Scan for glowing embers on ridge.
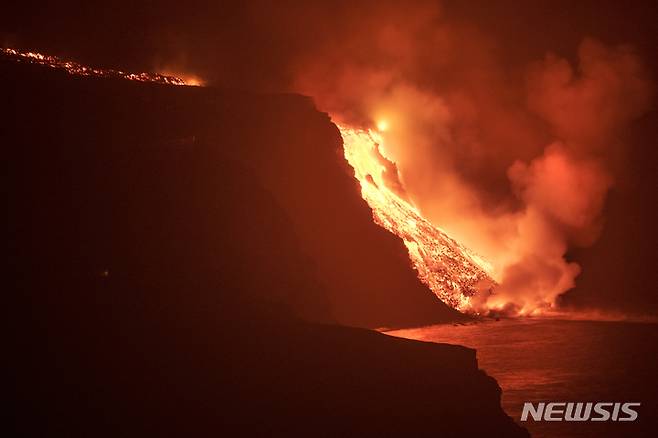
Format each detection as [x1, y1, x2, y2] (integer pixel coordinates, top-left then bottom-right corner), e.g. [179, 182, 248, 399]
[339, 126, 497, 313]
[1, 47, 198, 86]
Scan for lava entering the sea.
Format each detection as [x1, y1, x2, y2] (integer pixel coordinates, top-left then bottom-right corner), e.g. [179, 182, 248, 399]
[339, 125, 497, 313]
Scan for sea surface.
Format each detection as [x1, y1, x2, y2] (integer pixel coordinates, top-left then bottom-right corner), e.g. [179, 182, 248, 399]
[387, 318, 658, 437]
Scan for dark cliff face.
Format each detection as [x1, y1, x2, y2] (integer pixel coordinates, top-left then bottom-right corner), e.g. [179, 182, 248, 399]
[6, 58, 527, 437]
[5, 55, 463, 329]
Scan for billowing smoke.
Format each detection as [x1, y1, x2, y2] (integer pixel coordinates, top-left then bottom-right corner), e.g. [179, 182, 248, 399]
[290, 2, 653, 314]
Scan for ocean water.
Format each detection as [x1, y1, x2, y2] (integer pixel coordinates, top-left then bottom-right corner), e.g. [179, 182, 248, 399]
[387, 318, 658, 437]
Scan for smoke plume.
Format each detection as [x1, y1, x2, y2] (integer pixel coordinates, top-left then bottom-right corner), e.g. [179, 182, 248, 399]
[289, 2, 653, 314]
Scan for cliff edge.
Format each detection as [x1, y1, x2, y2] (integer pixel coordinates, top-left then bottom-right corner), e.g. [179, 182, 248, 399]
[6, 55, 527, 437]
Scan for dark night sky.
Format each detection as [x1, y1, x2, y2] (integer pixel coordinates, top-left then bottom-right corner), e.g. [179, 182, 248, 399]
[3, 1, 656, 89]
[3, 1, 657, 315]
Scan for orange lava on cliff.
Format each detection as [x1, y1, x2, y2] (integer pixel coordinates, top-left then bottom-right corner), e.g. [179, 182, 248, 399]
[340, 125, 497, 313]
[1, 48, 199, 86]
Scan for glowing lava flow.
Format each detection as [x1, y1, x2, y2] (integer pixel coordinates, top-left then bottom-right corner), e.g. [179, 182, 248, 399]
[340, 126, 497, 313]
[1, 48, 199, 86]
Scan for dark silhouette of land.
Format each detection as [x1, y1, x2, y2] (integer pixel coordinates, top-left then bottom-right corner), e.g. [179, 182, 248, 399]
[6, 55, 527, 437]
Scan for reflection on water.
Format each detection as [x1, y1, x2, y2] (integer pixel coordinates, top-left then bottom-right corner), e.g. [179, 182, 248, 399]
[387, 318, 658, 437]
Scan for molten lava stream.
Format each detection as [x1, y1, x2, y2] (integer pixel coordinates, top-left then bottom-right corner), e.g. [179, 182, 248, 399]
[339, 125, 497, 314]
